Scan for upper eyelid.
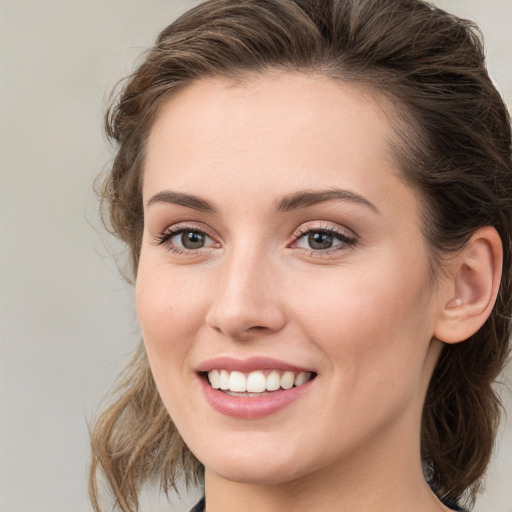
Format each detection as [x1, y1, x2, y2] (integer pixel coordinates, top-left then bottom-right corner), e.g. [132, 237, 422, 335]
[292, 221, 357, 239]
[162, 221, 217, 238]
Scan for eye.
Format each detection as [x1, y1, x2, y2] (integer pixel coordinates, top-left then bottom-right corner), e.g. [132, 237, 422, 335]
[154, 225, 217, 253]
[292, 224, 357, 253]
[299, 231, 337, 250]
[173, 230, 210, 250]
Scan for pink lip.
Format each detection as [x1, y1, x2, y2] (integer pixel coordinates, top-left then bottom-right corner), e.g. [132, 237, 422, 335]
[199, 377, 315, 419]
[196, 356, 312, 373]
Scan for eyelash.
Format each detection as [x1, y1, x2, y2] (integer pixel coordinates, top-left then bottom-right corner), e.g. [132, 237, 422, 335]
[153, 223, 357, 256]
[290, 223, 357, 256]
[153, 224, 218, 255]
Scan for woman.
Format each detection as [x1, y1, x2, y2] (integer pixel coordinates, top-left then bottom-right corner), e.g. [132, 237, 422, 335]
[89, 1, 512, 511]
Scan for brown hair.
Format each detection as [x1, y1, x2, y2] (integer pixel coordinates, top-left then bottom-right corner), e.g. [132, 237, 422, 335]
[90, 1, 512, 510]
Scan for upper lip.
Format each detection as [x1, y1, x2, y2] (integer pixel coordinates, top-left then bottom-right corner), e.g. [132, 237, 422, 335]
[196, 356, 313, 373]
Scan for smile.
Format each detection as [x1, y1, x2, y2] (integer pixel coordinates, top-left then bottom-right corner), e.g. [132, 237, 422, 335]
[197, 359, 317, 418]
[207, 369, 314, 394]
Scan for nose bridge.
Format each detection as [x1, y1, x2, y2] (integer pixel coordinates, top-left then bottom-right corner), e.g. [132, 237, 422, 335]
[206, 239, 285, 339]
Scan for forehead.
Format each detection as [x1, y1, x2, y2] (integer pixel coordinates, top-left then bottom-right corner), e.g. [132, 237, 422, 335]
[144, 72, 403, 199]
[148, 72, 396, 148]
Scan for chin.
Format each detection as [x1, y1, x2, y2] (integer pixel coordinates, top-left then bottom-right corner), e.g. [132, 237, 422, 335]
[208, 458, 306, 486]
[197, 439, 311, 485]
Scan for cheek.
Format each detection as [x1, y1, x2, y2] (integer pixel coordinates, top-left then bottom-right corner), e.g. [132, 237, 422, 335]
[135, 261, 209, 373]
[290, 253, 433, 383]
[137, 258, 204, 328]
[135, 262, 211, 426]
[287, 264, 434, 449]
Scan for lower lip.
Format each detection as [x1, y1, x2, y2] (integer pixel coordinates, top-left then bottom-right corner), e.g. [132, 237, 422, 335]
[199, 376, 314, 419]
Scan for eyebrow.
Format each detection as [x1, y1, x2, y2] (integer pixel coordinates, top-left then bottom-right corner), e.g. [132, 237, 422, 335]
[146, 190, 217, 213]
[276, 188, 379, 214]
[146, 187, 378, 214]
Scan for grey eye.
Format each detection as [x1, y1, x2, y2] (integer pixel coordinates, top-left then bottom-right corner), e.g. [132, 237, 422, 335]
[294, 227, 356, 252]
[183, 231, 205, 249]
[307, 231, 334, 250]
[171, 230, 213, 250]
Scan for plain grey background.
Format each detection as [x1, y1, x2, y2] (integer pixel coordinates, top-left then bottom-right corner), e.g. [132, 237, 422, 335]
[0, 1, 511, 511]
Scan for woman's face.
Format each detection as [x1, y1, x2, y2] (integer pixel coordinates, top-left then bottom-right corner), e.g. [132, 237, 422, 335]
[137, 73, 446, 485]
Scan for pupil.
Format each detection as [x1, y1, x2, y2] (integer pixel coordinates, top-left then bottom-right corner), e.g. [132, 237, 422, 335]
[308, 231, 333, 250]
[182, 231, 205, 249]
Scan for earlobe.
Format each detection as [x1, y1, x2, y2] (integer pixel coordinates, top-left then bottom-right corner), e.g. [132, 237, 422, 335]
[434, 226, 503, 344]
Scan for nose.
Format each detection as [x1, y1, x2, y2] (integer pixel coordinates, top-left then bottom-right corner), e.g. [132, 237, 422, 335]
[205, 248, 287, 341]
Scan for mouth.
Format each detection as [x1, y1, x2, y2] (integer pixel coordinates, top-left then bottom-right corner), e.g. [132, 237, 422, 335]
[203, 369, 316, 396]
[196, 357, 317, 417]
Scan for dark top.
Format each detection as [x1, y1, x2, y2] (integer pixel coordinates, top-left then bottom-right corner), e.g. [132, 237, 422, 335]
[189, 497, 205, 512]
[188, 497, 468, 511]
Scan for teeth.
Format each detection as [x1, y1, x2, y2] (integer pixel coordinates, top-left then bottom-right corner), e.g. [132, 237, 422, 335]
[246, 371, 266, 393]
[229, 371, 246, 392]
[294, 372, 310, 386]
[207, 369, 313, 394]
[266, 370, 281, 391]
[280, 371, 295, 390]
[209, 369, 220, 389]
[219, 370, 229, 390]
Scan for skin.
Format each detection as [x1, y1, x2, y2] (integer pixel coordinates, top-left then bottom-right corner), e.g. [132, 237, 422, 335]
[137, 72, 459, 512]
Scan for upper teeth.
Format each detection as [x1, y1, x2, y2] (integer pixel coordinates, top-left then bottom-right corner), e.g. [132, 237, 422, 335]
[207, 369, 312, 393]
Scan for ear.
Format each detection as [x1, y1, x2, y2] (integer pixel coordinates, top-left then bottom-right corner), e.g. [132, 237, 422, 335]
[434, 226, 503, 344]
